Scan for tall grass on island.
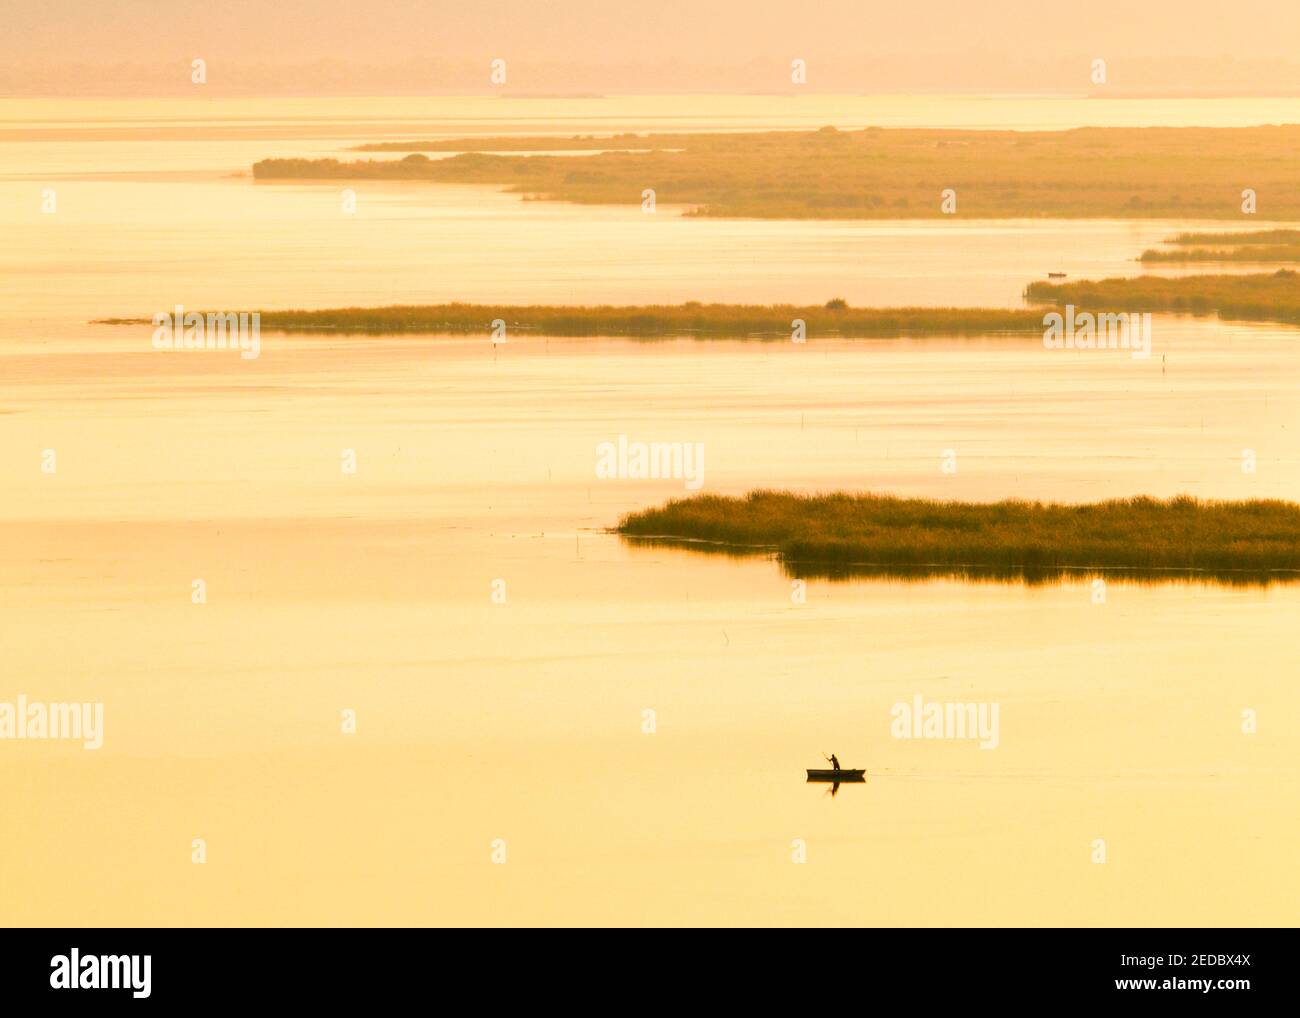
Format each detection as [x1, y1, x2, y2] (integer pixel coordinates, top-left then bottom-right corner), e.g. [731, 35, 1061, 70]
[95, 273, 1300, 337]
[96, 302, 1045, 338]
[252, 125, 1300, 220]
[617, 491, 1300, 584]
[1139, 246, 1300, 263]
[1140, 228, 1300, 263]
[1163, 229, 1300, 246]
[1025, 270, 1300, 327]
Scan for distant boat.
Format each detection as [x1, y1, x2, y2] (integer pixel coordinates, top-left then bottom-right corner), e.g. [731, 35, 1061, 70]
[806, 768, 865, 782]
[1047, 271, 1067, 278]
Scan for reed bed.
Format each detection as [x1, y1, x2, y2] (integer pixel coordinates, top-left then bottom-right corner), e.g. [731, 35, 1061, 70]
[252, 125, 1300, 219]
[617, 491, 1300, 581]
[99, 302, 1045, 337]
[1139, 245, 1300, 263]
[1025, 270, 1300, 326]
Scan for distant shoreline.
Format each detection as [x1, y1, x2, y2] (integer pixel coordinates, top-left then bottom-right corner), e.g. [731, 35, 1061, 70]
[253, 125, 1300, 220]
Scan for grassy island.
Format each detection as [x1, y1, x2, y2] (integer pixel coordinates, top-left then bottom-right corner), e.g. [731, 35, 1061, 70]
[1139, 246, 1300, 263]
[98, 272, 1300, 336]
[617, 491, 1300, 582]
[1161, 229, 1300, 246]
[1140, 228, 1300, 263]
[1025, 271, 1300, 326]
[252, 125, 1300, 220]
[96, 302, 1046, 338]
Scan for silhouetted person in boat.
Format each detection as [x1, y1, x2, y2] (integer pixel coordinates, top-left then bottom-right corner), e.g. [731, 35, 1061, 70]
[825, 752, 841, 771]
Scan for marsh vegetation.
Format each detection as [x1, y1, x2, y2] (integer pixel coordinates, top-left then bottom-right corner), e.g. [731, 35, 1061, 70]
[1140, 228, 1300, 263]
[1026, 270, 1300, 326]
[617, 491, 1300, 582]
[1139, 246, 1300, 263]
[98, 302, 1045, 337]
[253, 125, 1300, 219]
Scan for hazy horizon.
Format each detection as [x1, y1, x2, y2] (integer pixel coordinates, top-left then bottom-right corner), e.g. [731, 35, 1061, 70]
[5, 0, 1300, 96]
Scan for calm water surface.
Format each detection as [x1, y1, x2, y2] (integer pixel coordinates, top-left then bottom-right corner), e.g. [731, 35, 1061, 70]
[1, 97, 1297, 925]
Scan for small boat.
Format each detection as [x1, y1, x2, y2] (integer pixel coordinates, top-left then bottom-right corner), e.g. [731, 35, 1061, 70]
[806, 768, 865, 782]
[1047, 271, 1067, 278]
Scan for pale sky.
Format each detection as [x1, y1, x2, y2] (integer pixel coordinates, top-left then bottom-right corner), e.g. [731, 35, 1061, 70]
[4, 0, 1300, 95]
